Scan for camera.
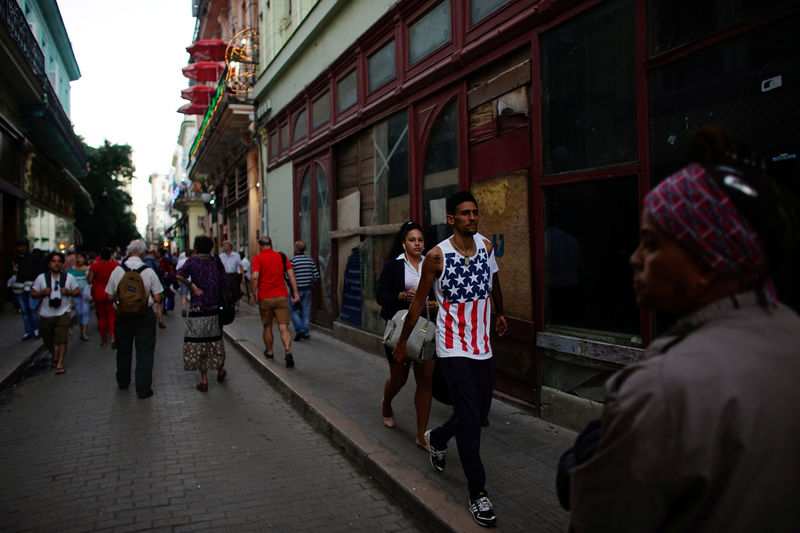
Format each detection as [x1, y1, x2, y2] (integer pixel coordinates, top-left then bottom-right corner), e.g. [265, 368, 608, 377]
[48, 297, 62, 308]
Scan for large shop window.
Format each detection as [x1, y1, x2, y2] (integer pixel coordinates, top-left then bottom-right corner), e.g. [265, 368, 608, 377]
[422, 100, 459, 246]
[299, 165, 334, 315]
[337, 69, 357, 112]
[408, 1, 451, 65]
[316, 165, 333, 313]
[368, 40, 396, 92]
[373, 110, 410, 225]
[648, 0, 796, 56]
[649, 16, 800, 184]
[543, 177, 641, 344]
[300, 170, 311, 246]
[470, 0, 512, 25]
[540, 0, 636, 175]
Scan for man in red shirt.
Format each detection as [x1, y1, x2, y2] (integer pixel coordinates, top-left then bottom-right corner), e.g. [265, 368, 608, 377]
[249, 236, 300, 367]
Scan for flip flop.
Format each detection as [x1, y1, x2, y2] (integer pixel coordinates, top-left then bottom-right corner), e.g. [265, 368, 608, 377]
[55, 367, 65, 375]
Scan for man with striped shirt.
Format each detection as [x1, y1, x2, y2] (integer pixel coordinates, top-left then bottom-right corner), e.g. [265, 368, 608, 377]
[289, 240, 320, 341]
[393, 191, 507, 527]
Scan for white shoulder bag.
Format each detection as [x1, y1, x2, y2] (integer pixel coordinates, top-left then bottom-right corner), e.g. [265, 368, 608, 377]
[383, 299, 436, 363]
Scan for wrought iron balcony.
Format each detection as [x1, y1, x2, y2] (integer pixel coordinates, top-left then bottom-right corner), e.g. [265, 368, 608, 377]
[0, 0, 45, 81]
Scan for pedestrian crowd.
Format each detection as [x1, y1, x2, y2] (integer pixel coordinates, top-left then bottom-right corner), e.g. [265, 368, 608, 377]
[5, 127, 800, 529]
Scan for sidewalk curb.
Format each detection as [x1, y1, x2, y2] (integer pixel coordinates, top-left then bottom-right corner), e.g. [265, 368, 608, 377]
[225, 326, 482, 533]
[0, 344, 46, 392]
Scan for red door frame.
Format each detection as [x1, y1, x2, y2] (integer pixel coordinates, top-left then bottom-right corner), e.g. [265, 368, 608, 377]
[292, 147, 336, 327]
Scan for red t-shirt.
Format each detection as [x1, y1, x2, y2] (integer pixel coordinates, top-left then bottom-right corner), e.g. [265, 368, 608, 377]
[252, 249, 292, 299]
[89, 260, 119, 302]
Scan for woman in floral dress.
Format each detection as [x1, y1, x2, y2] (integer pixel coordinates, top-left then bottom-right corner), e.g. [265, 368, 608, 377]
[175, 235, 229, 392]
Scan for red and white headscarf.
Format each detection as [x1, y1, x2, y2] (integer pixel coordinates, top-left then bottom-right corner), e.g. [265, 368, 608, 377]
[645, 163, 776, 303]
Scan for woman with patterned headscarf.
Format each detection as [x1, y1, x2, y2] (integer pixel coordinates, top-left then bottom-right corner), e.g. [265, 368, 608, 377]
[563, 128, 800, 532]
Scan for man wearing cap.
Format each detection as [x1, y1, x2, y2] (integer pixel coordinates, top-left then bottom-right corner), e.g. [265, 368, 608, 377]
[249, 236, 300, 368]
[10, 239, 44, 341]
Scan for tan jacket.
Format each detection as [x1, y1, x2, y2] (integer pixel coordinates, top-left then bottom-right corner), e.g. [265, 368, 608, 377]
[570, 292, 800, 532]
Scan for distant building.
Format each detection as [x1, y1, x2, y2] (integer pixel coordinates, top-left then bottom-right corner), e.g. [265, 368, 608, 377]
[145, 172, 175, 247]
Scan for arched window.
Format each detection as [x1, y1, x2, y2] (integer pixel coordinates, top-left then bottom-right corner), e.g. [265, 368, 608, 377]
[422, 99, 459, 246]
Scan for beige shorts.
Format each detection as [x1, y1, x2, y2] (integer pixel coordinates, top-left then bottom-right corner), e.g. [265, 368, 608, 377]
[40, 313, 71, 347]
[258, 296, 290, 325]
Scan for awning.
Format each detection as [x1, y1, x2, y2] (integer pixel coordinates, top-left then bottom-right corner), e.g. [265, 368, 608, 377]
[177, 102, 208, 115]
[186, 39, 227, 62]
[181, 85, 215, 105]
[182, 61, 225, 82]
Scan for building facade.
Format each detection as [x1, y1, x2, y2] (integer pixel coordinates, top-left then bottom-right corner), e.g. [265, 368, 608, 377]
[1, 0, 90, 309]
[145, 172, 175, 247]
[251, 0, 799, 427]
[173, 0, 260, 261]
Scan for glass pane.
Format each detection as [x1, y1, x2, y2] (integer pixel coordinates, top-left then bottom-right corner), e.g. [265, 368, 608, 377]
[368, 40, 396, 92]
[269, 131, 278, 158]
[293, 109, 307, 142]
[650, 16, 800, 186]
[648, 0, 795, 56]
[280, 123, 288, 150]
[409, 1, 451, 65]
[541, 0, 636, 175]
[316, 164, 333, 313]
[470, 0, 512, 25]
[544, 177, 641, 341]
[372, 109, 409, 225]
[422, 100, 459, 247]
[312, 91, 330, 128]
[337, 69, 357, 112]
[300, 169, 311, 247]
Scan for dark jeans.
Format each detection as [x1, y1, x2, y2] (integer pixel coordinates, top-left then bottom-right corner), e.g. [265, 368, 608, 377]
[115, 309, 157, 396]
[429, 356, 496, 498]
[17, 292, 40, 335]
[290, 286, 312, 335]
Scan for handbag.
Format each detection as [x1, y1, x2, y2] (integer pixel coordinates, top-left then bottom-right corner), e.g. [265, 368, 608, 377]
[383, 300, 436, 362]
[219, 303, 235, 325]
[81, 284, 93, 302]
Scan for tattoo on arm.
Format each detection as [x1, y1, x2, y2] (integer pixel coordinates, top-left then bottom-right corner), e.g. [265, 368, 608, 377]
[433, 254, 442, 264]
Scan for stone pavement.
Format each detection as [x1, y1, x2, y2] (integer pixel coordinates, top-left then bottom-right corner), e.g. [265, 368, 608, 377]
[221, 303, 575, 532]
[0, 302, 577, 532]
[0, 307, 423, 532]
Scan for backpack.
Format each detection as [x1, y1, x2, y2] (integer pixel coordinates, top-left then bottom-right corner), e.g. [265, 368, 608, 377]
[115, 264, 149, 318]
[44, 271, 68, 296]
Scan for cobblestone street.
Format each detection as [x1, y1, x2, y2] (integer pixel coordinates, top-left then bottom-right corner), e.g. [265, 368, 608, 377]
[0, 311, 421, 532]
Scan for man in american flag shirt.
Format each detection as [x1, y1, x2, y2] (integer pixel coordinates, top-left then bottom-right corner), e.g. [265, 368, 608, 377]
[393, 191, 507, 527]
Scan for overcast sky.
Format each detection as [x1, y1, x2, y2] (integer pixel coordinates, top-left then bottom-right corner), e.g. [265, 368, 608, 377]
[58, 0, 196, 234]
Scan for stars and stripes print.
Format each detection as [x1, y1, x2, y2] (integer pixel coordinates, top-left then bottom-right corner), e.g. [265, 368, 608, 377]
[436, 245, 493, 358]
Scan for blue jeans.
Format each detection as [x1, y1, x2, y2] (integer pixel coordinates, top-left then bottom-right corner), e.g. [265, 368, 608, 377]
[74, 297, 91, 326]
[17, 292, 40, 335]
[290, 287, 312, 335]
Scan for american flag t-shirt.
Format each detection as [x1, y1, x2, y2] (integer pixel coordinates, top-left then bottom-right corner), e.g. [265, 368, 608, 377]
[434, 236, 493, 359]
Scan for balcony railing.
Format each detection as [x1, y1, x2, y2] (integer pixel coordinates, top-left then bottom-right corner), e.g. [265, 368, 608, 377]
[1, 0, 45, 81]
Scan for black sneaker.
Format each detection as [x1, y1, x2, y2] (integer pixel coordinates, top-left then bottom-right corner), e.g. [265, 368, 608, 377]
[468, 492, 496, 527]
[181, 309, 187, 317]
[424, 430, 446, 472]
[294, 333, 303, 341]
[285, 351, 294, 368]
[263, 349, 274, 359]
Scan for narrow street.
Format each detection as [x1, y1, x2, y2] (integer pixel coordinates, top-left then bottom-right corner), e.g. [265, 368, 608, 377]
[0, 307, 422, 532]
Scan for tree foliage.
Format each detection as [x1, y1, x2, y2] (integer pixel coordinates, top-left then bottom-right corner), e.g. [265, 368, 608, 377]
[75, 140, 141, 251]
